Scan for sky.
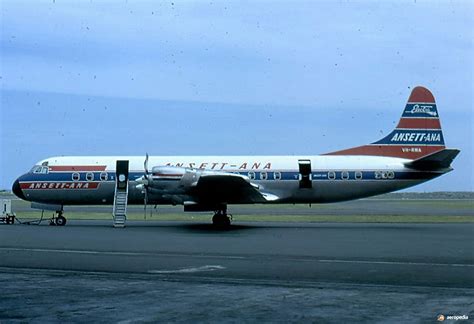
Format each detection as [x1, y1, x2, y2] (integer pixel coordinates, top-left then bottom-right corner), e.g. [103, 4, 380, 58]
[1, 0, 473, 191]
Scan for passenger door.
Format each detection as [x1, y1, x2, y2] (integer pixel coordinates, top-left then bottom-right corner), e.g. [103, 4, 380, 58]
[298, 159, 312, 189]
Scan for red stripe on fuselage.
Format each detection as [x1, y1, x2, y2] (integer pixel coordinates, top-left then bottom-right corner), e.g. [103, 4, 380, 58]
[152, 173, 183, 177]
[49, 165, 107, 172]
[324, 145, 445, 159]
[20, 182, 100, 190]
[397, 118, 441, 129]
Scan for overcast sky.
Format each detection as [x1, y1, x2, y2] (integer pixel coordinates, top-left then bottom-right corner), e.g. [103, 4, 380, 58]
[1, 0, 473, 191]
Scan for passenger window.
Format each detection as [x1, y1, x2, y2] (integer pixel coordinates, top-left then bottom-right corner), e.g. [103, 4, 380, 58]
[260, 172, 268, 180]
[100, 172, 108, 181]
[355, 171, 363, 180]
[274, 172, 281, 180]
[72, 173, 80, 181]
[248, 171, 255, 180]
[86, 172, 94, 181]
[388, 171, 395, 179]
[328, 171, 336, 180]
[341, 171, 349, 180]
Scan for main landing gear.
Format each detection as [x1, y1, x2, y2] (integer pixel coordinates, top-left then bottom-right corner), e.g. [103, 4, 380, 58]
[50, 210, 67, 226]
[212, 206, 232, 228]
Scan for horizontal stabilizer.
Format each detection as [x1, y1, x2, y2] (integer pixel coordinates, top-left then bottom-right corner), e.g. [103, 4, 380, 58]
[405, 149, 460, 170]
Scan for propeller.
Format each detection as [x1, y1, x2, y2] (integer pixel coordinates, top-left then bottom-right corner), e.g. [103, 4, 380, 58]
[144, 152, 150, 178]
[136, 153, 150, 218]
[143, 153, 149, 218]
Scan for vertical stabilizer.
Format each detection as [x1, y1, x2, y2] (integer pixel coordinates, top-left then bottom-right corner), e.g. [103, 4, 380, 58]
[325, 86, 446, 159]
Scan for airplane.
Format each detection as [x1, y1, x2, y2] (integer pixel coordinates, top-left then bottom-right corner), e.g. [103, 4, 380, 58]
[12, 86, 460, 227]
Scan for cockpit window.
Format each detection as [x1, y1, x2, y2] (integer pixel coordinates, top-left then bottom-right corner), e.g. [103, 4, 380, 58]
[31, 166, 49, 174]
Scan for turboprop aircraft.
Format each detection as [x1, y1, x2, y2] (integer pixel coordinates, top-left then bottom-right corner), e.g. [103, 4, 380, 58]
[12, 86, 459, 227]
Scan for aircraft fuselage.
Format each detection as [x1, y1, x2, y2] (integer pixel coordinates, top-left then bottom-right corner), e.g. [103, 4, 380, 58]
[13, 155, 443, 206]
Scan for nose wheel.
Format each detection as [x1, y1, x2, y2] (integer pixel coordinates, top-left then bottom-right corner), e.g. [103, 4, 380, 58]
[212, 207, 232, 227]
[50, 210, 67, 226]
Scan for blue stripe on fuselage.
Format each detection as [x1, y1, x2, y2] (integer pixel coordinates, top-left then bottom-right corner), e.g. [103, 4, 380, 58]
[21, 170, 437, 183]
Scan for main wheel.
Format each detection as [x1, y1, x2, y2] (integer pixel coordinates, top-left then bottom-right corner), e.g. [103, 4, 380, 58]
[212, 214, 221, 226]
[212, 214, 231, 227]
[222, 216, 231, 227]
[55, 215, 67, 226]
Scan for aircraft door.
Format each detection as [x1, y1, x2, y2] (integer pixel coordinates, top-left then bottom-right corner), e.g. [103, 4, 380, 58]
[116, 160, 129, 189]
[298, 159, 312, 189]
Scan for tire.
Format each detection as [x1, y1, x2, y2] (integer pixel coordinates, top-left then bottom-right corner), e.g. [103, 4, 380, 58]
[55, 216, 67, 226]
[212, 214, 231, 228]
[223, 216, 231, 227]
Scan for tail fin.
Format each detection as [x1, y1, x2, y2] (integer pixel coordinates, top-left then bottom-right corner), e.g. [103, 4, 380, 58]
[325, 86, 446, 159]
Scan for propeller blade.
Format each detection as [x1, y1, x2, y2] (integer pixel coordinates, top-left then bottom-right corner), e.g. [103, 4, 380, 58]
[143, 153, 150, 220]
[144, 153, 149, 176]
[144, 188, 148, 220]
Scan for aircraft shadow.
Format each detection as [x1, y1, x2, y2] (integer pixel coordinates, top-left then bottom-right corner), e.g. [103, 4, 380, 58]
[175, 223, 262, 233]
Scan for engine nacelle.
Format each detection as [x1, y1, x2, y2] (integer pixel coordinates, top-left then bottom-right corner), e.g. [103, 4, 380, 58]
[135, 165, 199, 203]
[137, 165, 205, 195]
[151, 166, 187, 181]
[147, 165, 200, 191]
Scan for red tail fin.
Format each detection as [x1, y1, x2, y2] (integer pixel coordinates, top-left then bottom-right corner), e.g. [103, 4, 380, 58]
[325, 86, 446, 159]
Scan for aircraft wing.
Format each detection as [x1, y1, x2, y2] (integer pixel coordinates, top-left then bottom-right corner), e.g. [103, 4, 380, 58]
[191, 173, 278, 204]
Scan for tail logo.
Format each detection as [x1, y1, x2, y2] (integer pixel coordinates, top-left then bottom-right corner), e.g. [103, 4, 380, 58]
[390, 132, 442, 143]
[407, 104, 437, 116]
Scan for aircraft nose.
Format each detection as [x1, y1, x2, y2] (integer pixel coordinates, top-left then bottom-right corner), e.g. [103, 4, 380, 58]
[12, 179, 26, 200]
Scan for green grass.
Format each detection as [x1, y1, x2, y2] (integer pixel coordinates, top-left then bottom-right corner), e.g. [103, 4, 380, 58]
[13, 211, 474, 223]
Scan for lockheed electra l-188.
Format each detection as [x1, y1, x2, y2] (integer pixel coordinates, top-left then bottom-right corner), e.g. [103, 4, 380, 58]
[12, 86, 459, 227]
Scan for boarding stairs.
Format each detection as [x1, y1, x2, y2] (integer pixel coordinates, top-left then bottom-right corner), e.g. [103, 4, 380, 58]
[113, 184, 128, 227]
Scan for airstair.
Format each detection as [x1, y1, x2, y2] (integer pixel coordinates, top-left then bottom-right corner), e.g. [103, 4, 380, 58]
[113, 186, 128, 227]
[113, 160, 129, 228]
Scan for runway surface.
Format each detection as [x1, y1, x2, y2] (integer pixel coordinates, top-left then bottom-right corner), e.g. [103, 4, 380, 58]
[7, 196, 474, 217]
[1, 221, 473, 322]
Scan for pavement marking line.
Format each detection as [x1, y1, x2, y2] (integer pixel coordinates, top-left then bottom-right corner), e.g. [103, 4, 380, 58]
[0, 247, 246, 259]
[148, 265, 226, 274]
[0, 247, 150, 256]
[0, 247, 472, 268]
[315, 259, 474, 268]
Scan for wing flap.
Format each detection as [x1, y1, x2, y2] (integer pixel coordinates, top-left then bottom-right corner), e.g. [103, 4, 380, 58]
[192, 173, 278, 204]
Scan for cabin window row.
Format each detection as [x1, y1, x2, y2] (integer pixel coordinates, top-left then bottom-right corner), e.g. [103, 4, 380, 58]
[327, 171, 395, 180]
[72, 172, 108, 181]
[247, 171, 281, 180]
[327, 171, 363, 180]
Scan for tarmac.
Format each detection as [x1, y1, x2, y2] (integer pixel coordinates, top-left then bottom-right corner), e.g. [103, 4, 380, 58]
[7, 197, 474, 217]
[0, 220, 473, 322]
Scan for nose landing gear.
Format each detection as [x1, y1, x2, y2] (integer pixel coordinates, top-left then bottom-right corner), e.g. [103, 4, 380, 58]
[50, 210, 67, 226]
